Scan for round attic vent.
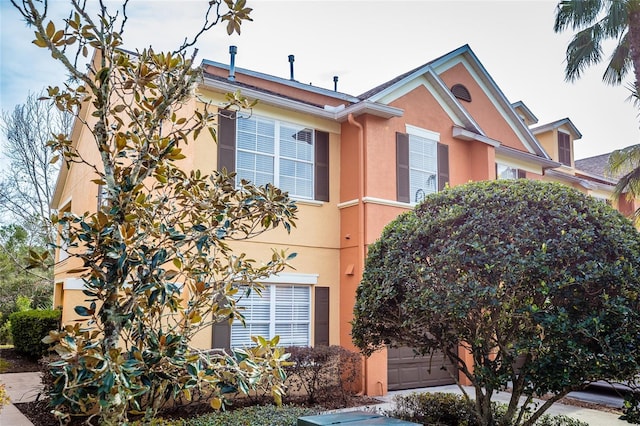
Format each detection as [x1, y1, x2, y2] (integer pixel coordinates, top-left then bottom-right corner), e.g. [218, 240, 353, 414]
[451, 84, 471, 102]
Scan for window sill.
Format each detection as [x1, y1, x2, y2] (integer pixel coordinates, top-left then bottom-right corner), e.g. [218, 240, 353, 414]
[292, 198, 324, 207]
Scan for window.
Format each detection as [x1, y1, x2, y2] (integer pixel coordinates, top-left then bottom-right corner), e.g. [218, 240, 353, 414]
[237, 116, 314, 199]
[409, 134, 438, 203]
[231, 284, 311, 348]
[58, 204, 71, 262]
[396, 128, 449, 203]
[218, 112, 329, 202]
[97, 185, 109, 211]
[558, 131, 571, 166]
[497, 163, 517, 180]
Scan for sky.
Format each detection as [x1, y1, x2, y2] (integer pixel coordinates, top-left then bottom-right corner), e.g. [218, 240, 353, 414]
[1, 0, 639, 160]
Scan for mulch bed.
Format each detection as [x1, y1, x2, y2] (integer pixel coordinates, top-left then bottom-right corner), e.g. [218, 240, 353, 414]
[0, 347, 40, 373]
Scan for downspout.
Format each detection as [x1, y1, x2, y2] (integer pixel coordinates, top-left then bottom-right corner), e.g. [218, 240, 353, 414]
[347, 113, 367, 394]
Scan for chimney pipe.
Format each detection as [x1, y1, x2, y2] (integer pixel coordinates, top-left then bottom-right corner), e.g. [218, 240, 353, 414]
[288, 54, 295, 81]
[228, 45, 237, 81]
[333, 76, 339, 91]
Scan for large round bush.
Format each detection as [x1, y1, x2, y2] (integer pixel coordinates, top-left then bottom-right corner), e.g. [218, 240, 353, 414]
[352, 180, 640, 425]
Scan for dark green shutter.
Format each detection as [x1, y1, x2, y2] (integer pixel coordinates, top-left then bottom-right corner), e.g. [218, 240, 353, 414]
[315, 130, 330, 202]
[314, 287, 329, 346]
[218, 110, 236, 172]
[396, 132, 410, 203]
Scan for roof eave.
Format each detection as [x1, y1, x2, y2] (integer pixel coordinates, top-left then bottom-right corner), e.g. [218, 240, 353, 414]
[201, 59, 361, 103]
[496, 145, 560, 169]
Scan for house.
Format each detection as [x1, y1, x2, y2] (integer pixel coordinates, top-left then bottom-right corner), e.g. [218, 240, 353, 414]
[50, 44, 638, 396]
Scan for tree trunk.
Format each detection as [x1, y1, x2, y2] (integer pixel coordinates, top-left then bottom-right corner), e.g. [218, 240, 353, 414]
[627, 1, 640, 97]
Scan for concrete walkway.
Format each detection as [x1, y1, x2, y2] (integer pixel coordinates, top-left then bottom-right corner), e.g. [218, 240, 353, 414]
[0, 373, 631, 425]
[372, 385, 629, 426]
[0, 372, 42, 426]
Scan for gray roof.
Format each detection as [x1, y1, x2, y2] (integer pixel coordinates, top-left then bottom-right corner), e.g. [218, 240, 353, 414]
[575, 153, 613, 178]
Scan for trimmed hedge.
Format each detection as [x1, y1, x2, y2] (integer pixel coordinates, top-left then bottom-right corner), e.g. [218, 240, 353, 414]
[9, 309, 60, 359]
[385, 392, 589, 426]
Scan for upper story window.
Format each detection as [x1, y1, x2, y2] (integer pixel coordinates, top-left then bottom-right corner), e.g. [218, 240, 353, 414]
[558, 131, 571, 166]
[218, 111, 330, 202]
[231, 284, 311, 348]
[237, 117, 314, 199]
[409, 134, 438, 203]
[58, 204, 71, 262]
[396, 126, 449, 204]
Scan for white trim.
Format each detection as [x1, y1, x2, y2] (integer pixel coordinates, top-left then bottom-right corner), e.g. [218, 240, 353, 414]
[294, 198, 324, 207]
[363, 196, 412, 209]
[259, 272, 318, 285]
[406, 124, 440, 142]
[337, 199, 359, 209]
[63, 278, 85, 290]
[452, 127, 500, 148]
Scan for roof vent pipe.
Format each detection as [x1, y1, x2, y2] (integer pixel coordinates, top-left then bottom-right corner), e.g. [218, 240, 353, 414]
[333, 76, 338, 91]
[288, 54, 295, 81]
[228, 45, 237, 81]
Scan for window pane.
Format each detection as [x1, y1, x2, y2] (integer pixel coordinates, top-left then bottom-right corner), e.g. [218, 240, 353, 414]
[409, 134, 438, 203]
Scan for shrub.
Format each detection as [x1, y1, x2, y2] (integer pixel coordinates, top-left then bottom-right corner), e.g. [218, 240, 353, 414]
[9, 309, 60, 359]
[0, 319, 12, 346]
[385, 392, 589, 426]
[622, 388, 640, 424]
[284, 345, 361, 405]
[354, 180, 640, 425]
[185, 404, 320, 426]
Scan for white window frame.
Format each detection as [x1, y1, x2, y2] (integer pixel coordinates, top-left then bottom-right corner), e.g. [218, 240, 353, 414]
[236, 116, 315, 200]
[406, 125, 439, 204]
[231, 283, 312, 348]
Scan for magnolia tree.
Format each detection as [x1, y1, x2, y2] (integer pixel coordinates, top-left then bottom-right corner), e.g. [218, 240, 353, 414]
[11, 1, 297, 424]
[352, 180, 640, 426]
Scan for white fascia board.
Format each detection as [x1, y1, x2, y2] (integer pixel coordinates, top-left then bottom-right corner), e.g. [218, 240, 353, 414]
[201, 76, 337, 120]
[545, 169, 596, 189]
[496, 145, 560, 169]
[575, 169, 618, 185]
[336, 101, 404, 121]
[201, 77, 403, 122]
[453, 127, 500, 147]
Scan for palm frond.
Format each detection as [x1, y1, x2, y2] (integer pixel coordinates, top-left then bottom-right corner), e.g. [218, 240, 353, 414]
[554, 0, 604, 32]
[608, 145, 640, 198]
[602, 0, 629, 37]
[603, 32, 631, 84]
[565, 24, 605, 81]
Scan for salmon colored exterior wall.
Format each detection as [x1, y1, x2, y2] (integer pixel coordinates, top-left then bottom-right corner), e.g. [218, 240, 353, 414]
[52, 46, 638, 398]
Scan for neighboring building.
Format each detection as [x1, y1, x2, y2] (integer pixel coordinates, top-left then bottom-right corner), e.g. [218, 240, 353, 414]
[50, 44, 639, 396]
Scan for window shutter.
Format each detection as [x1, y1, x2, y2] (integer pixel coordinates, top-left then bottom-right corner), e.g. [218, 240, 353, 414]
[437, 143, 449, 191]
[314, 287, 329, 346]
[396, 132, 410, 203]
[517, 169, 527, 179]
[315, 130, 330, 202]
[218, 110, 236, 172]
[558, 132, 571, 166]
[212, 321, 231, 352]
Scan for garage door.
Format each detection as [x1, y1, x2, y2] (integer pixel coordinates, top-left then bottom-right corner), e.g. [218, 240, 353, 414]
[387, 346, 457, 390]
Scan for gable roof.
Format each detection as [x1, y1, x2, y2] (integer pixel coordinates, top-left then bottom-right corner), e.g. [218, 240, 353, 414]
[357, 45, 550, 159]
[530, 117, 582, 140]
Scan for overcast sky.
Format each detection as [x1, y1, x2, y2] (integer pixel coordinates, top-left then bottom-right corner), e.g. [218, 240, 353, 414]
[1, 0, 639, 160]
